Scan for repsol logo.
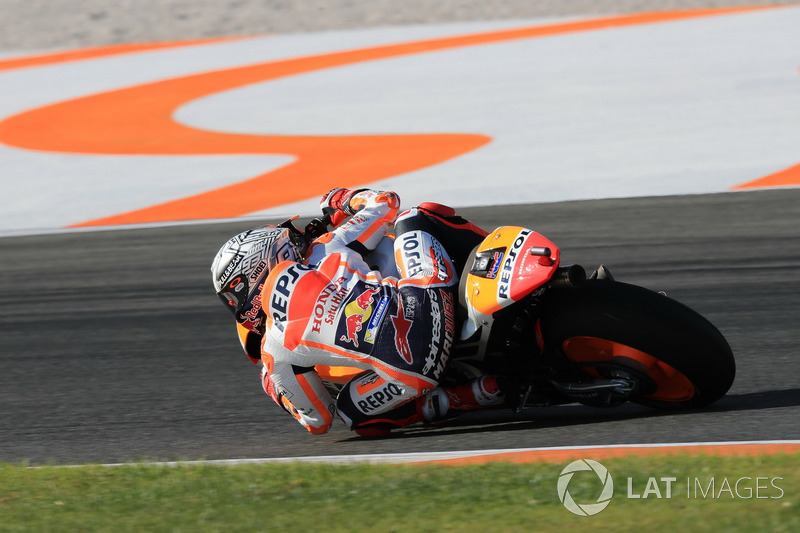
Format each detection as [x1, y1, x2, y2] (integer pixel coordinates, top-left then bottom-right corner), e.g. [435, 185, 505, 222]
[357, 383, 404, 413]
[400, 231, 425, 278]
[269, 263, 312, 323]
[498, 229, 531, 299]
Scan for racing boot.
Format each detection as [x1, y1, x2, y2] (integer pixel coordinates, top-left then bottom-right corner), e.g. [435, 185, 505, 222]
[345, 376, 507, 437]
[418, 375, 507, 423]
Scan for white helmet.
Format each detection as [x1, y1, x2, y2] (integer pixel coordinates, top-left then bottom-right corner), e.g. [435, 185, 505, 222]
[211, 225, 303, 332]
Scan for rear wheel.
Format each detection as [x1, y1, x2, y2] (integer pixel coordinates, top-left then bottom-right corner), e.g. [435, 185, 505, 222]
[539, 280, 735, 408]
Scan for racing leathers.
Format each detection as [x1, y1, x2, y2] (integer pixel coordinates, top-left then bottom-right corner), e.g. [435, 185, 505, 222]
[236, 189, 503, 435]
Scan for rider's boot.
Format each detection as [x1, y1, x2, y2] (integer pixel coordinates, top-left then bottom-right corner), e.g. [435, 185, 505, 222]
[418, 376, 507, 423]
[348, 376, 507, 436]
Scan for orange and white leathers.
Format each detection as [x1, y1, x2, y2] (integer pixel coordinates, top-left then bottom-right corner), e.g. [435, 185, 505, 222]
[233, 189, 399, 366]
[257, 190, 459, 434]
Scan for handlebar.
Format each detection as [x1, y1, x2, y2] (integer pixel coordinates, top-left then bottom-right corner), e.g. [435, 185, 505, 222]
[303, 213, 333, 243]
[278, 211, 334, 255]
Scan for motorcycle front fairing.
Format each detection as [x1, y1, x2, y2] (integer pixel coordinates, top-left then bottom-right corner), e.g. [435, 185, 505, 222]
[459, 226, 561, 343]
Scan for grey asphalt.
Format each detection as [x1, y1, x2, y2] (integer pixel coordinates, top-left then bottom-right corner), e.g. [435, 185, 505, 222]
[1, 189, 798, 465]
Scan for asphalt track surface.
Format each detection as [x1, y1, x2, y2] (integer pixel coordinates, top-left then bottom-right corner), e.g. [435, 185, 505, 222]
[1, 189, 798, 465]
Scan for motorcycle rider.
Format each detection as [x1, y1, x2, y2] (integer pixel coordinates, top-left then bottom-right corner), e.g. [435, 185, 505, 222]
[211, 188, 505, 436]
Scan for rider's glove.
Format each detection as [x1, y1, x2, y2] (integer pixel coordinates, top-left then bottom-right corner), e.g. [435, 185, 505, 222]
[320, 187, 366, 217]
[329, 210, 350, 228]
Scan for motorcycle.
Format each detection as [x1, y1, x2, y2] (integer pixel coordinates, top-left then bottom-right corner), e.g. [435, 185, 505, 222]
[286, 205, 735, 414]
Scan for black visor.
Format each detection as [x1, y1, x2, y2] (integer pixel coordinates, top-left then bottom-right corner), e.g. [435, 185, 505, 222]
[217, 275, 250, 316]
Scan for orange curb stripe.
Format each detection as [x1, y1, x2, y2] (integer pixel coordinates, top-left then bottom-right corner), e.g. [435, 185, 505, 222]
[421, 442, 800, 465]
[731, 162, 800, 190]
[0, 6, 784, 227]
[0, 38, 241, 72]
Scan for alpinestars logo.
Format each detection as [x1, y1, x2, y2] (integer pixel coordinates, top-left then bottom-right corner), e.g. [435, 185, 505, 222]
[391, 297, 413, 364]
[557, 459, 614, 516]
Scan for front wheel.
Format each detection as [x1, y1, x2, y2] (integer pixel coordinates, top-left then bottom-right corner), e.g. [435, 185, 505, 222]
[539, 280, 735, 408]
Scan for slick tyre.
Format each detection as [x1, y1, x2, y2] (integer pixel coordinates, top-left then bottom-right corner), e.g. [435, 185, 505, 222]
[540, 280, 735, 408]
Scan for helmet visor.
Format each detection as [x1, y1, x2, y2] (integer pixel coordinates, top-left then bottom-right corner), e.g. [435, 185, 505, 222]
[217, 275, 250, 316]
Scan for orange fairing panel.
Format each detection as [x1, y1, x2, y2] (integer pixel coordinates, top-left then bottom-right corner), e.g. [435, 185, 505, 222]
[466, 226, 560, 316]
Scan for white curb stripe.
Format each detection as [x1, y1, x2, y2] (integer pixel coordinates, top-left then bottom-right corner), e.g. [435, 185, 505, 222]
[89, 440, 800, 467]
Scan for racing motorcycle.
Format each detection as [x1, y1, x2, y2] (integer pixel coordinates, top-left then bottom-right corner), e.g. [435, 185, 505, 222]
[288, 205, 735, 414]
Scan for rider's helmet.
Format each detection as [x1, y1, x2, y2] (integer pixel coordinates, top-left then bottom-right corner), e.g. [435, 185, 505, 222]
[211, 225, 304, 333]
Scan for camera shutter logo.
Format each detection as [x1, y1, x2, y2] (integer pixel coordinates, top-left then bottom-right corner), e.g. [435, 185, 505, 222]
[557, 459, 614, 516]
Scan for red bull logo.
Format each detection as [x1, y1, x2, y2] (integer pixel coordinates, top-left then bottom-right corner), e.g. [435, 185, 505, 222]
[339, 286, 381, 348]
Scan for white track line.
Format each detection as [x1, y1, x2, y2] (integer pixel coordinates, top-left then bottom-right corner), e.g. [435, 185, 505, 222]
[87, 440, 800, 467]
